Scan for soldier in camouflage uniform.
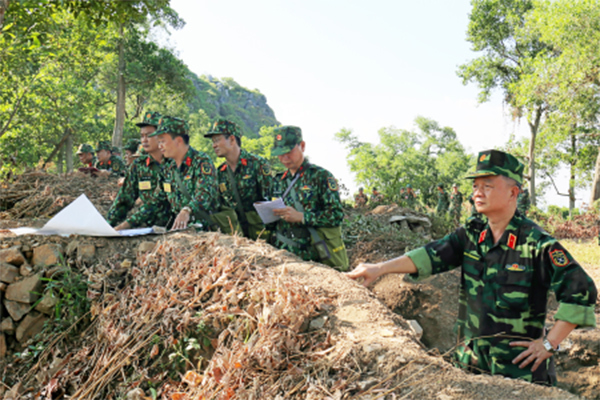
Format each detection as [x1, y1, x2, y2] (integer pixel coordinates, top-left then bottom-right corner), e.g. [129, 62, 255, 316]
[76, 144, 96, 167]
[354, 187, 368, 208]
[204, 118, 271, 239]
[123, 138, 141, 166]
[348, 149, 597, 385]
[517, 187, 531, 216]
[436, 183, 450, 216]
[449, 183, 464, 226]
[150, 115, 218, 231]
[94, 140, 126, 177]
[404, 184, 417, 209]
[107, 111, 171, 230]
[269, 126, 348, 270]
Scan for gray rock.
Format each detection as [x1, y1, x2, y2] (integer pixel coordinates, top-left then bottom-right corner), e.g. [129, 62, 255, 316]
[78, 244, 96, 261]
[35, 293, 58, 316]
[0, 262, 20, 283]
[4, 300, 31, 321]
[6, 274, 43, 304]
[16, 312, 48, 343]
[19, 263, 34, 277]
[0, 317, 15, 334]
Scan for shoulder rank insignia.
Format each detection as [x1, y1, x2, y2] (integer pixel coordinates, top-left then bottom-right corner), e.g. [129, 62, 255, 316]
[478, 230, 487, 244]
[327, 176, 338, 191]
[201, 162, 213, 175]
[550, 249, 569, 267]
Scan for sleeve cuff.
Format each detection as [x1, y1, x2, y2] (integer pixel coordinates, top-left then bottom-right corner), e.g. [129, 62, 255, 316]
[554, 302, 597, 328]
[405, 247, 432, 281]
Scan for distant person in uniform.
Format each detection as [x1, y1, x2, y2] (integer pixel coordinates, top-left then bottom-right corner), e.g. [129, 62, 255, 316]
[436, 183, 449, 216]
[449, 183, 464, 226]
[355, 187, 368, 208]
[404, 184, 418, 210]
[347, 149, 597, 386]
[94, 140, 126, 177]
[371, 187, 384, 204]
[76, 144, 96, 167]
[398, 187, 406, 207]
[204, 118, 272, 240]
[269, 126, 349, 270]
[123, 139, 141, 166]
[107, 111, 171, 230]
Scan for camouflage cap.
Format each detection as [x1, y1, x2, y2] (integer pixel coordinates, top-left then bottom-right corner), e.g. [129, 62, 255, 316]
[76, 143, 94, 154]
[437, 183, 444, 189]
[112, 146, 121, 155]
[124, 139, 141, 153]
[136, 111, 162, 128]
[204, 118, 242, 138]
[96, 140, 112, 152]
[149, 116, 189, 137]
[465, 149, 524, 185]
[271, 126, 302, 156]
[406, 184, 412, 189]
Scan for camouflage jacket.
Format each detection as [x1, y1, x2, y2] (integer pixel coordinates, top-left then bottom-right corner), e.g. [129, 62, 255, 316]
[270, 160, 344, 262]
[95, 155, 126, 177]
[449, 191, 463, 211]
[406, 213, 597, 383]
[82, 156, 97, 168]
[160, 146, 219, 226]
[106, 154, 171, 228]
[436, 191, 449, 214]
[216, 149, 271, 213]
[354, 192, 368, 207]
[404, 191, 417, 208]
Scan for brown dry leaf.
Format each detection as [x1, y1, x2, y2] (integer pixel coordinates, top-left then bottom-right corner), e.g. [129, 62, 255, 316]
[182, 371, 203, 387]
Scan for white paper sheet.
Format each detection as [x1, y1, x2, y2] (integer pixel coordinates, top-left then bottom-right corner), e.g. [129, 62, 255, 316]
[9, 194, 160, 237]
[253, 198, 286, 224]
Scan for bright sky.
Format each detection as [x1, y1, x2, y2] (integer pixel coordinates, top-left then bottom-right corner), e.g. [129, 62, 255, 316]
[168, 0, 585, 209]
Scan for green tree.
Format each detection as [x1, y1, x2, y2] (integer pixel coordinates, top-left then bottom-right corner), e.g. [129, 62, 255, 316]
[458, 0, 549, 206]
[336, 117, 473, 208]
[514, 0, 600, 207]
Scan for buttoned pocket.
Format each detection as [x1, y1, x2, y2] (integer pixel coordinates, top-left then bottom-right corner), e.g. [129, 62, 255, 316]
[494, 270, 532, 311]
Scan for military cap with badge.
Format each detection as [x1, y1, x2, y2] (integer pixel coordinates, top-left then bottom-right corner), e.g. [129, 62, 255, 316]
[272, 126, 303, 156]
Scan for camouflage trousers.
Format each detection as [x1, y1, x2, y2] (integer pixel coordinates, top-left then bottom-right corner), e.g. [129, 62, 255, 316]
[453, 338, 556, 386]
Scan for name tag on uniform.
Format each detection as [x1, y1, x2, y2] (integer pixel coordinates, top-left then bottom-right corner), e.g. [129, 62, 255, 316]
[139, 181, 151, 190]
[163, 182, 172, 193]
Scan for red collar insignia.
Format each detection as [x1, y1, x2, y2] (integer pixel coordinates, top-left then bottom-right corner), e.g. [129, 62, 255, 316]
[185, 157, 191, 167]
[282, 170, 288, 180]
[146, 156, 151, 167]
[507, 233, 517, 249]
[478, 230, 487, 244]
[241, 158, 247, 167]
[108, 160, 111, 166]
[220, 164, 227, 172]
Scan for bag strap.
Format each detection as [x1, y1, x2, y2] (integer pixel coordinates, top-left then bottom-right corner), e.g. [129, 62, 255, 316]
[171, 168, 218, 230]
[287, 185, 325, 246]
[225, 165, 249, 234]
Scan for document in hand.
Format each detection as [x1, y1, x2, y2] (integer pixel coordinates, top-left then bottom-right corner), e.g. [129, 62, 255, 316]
[253, 198, 286, 224]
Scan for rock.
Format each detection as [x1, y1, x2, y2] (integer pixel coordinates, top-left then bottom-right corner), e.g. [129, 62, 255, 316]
[0, 333, 6, 359]
[21, 244, 31, 252]
[0, 282, 6, 292]
[137, 241, 156, 254]
[0, 317, 16, 334]
[16, 312, 48, 343]
[0, 262, 20, 283]
[78, 244, 96, 261]
[0, 246, 26, 266]
[408, 319, 423, 339]
[6, 274, 43, 304]
[4, 300, 31, 321]
[309, 316, 326, 330]
[19, 263, 34, 277]
[32, 244, 63, 267]
[35, 293, 58, 316]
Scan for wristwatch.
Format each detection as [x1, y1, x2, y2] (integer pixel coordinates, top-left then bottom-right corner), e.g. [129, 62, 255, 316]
[181, 206, 192, 214]
[543, 337, 559, 353]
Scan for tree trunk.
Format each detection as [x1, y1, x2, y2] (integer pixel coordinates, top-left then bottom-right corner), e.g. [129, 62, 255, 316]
[65, 133, 73, 173]
[590, 146, 600, 207]
[527, 106, 543, 206]
[0, 0, 8, 30]
[57, 148, 64, 174]
[112, 23, 126, 148]
[568, 132, 576, 217]
[43, 129, 71, 168]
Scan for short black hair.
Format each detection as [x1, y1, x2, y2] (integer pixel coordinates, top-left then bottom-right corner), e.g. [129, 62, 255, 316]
[224, 133, 241, 147]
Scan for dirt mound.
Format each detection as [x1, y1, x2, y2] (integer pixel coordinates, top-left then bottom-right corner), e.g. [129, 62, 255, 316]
[0, 170, 121, 220]
[0, 232, 586, 400]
